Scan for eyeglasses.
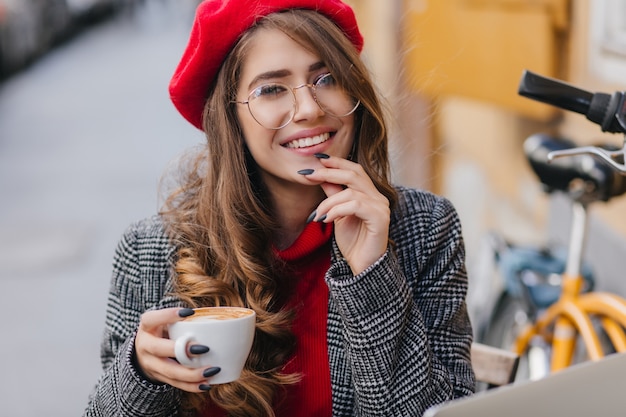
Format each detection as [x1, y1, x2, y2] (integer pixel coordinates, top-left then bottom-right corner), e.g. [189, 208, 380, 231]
[235, 72, 360, 130]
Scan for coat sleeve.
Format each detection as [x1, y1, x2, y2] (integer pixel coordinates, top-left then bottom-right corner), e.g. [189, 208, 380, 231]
[325, 188, 475, 416]
[83, 218, 182, 417]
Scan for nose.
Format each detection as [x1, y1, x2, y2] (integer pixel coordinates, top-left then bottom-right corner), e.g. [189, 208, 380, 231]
[292, 84, 325, 122]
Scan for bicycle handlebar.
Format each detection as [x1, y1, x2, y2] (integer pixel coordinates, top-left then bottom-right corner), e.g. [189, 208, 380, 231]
[518, 70, 626, 134]
[518, 70, 626, 173]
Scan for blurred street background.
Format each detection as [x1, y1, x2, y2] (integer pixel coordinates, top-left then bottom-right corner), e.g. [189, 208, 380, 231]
[0, 1, 204, 415]
[2, 0, 626, 415]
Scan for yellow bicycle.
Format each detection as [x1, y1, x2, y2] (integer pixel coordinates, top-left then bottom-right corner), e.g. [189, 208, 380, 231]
[509, 71, 626, 372]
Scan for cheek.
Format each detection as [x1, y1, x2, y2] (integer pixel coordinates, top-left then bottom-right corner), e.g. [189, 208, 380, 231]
[239, 118, 273, 160]
[238, 108, 260, 144]
[341, 118, 357, 157]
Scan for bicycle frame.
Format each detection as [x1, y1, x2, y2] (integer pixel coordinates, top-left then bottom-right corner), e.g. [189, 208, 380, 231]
[513, 199, 626, 371]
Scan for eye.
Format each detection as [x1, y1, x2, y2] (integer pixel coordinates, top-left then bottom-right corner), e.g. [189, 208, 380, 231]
[250, 83, 288, 100]
[315, 73, 337, 88]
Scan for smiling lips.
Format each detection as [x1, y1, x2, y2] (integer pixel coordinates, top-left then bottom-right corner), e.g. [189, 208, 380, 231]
[283, 132, 331, 149]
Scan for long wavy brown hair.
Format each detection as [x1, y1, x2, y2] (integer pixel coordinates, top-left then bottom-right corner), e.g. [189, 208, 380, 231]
[160, 8, 398, 417]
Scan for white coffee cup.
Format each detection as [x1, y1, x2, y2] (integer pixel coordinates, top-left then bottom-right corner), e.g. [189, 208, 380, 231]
[168, 306, 256, 384]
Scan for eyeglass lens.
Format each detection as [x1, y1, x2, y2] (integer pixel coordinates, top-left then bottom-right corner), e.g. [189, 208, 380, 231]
[245, 73, 359, 129]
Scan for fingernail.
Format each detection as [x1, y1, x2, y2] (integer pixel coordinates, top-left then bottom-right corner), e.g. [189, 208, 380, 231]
[189, 344, 210, 355]
[306, 210, 317, 224]
[317, 214, 327, 223]
[314, 153, 330, 159]
[297, 169, 315, 175]
[199, 384, 212, 391]
[203, 366, 221, 378]
[178, 308, 195, 318]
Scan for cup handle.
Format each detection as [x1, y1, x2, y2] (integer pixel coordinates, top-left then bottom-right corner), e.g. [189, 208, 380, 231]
[174, 333, 199, 367]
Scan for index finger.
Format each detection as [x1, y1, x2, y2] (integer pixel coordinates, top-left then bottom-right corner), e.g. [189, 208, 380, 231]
[308, 162, 369, 192]
[139, 307, 195, 332]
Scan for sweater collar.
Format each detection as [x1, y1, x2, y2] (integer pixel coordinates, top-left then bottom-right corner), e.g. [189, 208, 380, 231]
[275, 222, 333, 262]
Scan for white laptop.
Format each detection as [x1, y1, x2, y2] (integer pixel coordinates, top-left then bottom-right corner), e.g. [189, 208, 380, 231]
[424, 352, 626, 417]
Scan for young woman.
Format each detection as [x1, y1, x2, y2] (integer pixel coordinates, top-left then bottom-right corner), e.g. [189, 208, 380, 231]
[84, 1, 475, 416]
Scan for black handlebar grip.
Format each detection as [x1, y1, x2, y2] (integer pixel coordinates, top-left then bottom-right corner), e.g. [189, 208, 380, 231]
[518, 70, 593, 116]
[518, 70, 626, 134]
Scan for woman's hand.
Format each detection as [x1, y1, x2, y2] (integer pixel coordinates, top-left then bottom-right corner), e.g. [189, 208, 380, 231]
[134, 308, 219, 392]
[302, 154, 390, 275]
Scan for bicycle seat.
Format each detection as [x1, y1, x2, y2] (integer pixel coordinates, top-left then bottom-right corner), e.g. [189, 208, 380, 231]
[523, 133, 626, 202]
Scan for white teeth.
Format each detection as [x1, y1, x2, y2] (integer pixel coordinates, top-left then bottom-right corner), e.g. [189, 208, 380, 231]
[284, 133, 330, 149]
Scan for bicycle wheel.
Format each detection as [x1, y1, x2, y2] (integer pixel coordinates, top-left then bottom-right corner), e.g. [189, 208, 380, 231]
[481, 293, 550, 386]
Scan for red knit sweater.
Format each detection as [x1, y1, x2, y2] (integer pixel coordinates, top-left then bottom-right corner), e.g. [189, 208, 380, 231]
[202, 221, 333, 416]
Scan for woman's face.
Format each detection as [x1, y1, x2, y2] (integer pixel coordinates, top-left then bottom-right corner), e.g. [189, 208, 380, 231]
[236, 27, 356, 191]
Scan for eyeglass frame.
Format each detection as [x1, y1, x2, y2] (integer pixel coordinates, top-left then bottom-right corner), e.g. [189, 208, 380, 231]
[233, 72, 361, 130]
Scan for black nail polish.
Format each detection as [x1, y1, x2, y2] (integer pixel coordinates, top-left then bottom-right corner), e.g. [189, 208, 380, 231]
[306, 210, 317, 224]
[297, 169, 314, 175]
[190, 344, 210, 355]
[314, 153, 330, 159]
[317, 214, 327, 223]
[178, 308, 195, 318]
[203, 366, 221, 378]
[199, 384, 212, 391]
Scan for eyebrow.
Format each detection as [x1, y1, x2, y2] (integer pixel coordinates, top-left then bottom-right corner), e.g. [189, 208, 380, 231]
[246, 61, 327, 90]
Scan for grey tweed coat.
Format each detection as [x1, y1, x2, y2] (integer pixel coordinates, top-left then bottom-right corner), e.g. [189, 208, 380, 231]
[83, 186, 475, 416]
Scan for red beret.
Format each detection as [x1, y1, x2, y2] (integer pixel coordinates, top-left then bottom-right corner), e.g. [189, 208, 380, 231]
[168, 0, 364, 130]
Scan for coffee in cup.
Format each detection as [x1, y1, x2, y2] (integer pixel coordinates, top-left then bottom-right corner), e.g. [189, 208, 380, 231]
[168, 306, 256, 384]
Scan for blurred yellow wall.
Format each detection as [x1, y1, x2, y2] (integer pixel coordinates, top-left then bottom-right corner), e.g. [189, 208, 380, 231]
[348, 0, 626, 294]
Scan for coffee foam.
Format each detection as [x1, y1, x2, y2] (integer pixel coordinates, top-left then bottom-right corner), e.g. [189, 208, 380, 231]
[184, 307, 254, 322]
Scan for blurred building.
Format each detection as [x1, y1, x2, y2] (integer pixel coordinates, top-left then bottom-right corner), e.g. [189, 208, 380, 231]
[346, 0, 626, 297]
